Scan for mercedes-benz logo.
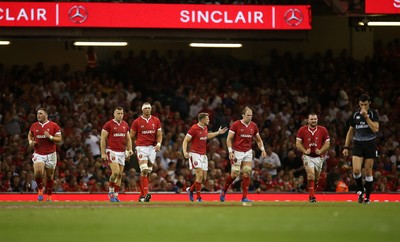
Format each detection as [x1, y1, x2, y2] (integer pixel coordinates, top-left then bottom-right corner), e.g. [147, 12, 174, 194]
[284, 8, 303, 26]
[394, 0, 400, 9]
[68, 5, 88, 24]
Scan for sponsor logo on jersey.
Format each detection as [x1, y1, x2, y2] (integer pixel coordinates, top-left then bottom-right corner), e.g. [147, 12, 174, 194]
[240, 134, 253, 138]
[141, 130, 156, 134]
[113, 133, 126, 137]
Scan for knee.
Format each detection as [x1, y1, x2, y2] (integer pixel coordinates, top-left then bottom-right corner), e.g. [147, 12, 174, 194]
[231, 166, 240, 178]
[140, 163, 150, 176]
[242, 166, 252, 177]
[196, 175, 203, 183]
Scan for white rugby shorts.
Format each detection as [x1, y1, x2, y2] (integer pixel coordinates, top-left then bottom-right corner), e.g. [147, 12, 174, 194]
[32, 152, 57, 169]
[302, 155, 324, 172]
[136, 145, 157, 164]
[188, 152, 208, 171]
[106, 149, 126, 166]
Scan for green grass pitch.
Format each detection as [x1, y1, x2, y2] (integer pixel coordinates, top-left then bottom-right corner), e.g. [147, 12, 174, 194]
[0, 202, 398, 242]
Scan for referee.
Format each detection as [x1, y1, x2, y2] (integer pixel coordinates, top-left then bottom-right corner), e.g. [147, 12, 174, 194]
[343, 94, 379, 204]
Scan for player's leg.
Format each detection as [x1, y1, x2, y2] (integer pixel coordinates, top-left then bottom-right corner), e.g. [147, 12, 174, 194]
[241, 161, 252, 202]
[363, 158, 374, 204]
[114, 164, 124, 202]
[352, 156, 365, 203]
[302, 156, 316, 202]
[137, 159, 150, 201]
[32, 155, 45, 202]
[143, 148, 156, 202]
[193, 168, 203, 202]
[44, 167, 55, 202]
[44, 152, 58, 202]
[108, 162, 120, 202]
[220, 152, 242, 202]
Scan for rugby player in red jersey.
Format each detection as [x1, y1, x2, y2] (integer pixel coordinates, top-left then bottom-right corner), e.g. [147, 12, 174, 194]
[182, 112, 227, 202]
[101, 107, 133, 202]
[296, 113, 330, 203]
[220, 106, 266, 203]
[130, 102, 162, 202]
[28, 108, 62, 202]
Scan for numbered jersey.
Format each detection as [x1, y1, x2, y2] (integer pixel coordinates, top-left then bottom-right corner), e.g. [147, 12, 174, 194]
[296, 125, 330, 157]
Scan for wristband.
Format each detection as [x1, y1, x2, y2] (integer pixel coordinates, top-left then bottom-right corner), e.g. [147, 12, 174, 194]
[49, 135, 54, 141]
[228, 147, 233, 153]
[260, 146, 265, 151]
[29, 140, 33, 145]
[157, 142, 161, 147]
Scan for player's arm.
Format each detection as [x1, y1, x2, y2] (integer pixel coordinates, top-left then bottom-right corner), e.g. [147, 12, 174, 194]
[207, 126, 228, 139]
[182, 135, 192, 159]
[130, 128, 137, 149]
[254, 133, 266, 158]
[27, 130, 35, 148]
[296, 138, 310, 155]
[100, 129, 109, 160]
[342, 126, 354, 156]
[125, 131, 133, 158]
[317, 139, 331, 155]
[155, 128, 163, 151]
[43, 130, 62, 144]
[52, 132, 62, 144]
[363, 114, 379, 133]
[226, 131, 235, 160]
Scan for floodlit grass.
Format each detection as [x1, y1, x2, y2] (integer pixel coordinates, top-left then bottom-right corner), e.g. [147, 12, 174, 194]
[0, 202, 398, 242]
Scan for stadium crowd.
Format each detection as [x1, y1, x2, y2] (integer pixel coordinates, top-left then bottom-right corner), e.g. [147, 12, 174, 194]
[1, 38, 400, 195]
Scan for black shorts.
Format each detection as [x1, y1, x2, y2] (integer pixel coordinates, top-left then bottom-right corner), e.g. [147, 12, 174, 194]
[352, 140, 378, 159]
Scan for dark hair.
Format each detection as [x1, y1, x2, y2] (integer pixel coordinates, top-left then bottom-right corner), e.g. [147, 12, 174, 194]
[359, 94, 370, 102]
[37, 107, 48, 115]
[114, 106, 124, 112]
[198, 112, 209, 121]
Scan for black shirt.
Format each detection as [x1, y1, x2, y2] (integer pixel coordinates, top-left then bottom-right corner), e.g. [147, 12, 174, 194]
[350, 109, 379, 141]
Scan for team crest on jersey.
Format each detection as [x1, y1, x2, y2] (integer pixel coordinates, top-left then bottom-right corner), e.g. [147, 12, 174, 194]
[194, 161, 198, 166]
[47, 128, 50, 132]
[139, 154, 143, 159]
[141, 125, 144, 128]
[111, 156, 115, 161]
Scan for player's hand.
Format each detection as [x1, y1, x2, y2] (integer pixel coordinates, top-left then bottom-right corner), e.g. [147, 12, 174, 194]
[315, 149, 321, 155]
[360, 108, 368, 118]
[261, 150, 267, 158]
[154, 142, 161, 152]
[183, 151, 189, 159]
[229, 151, 235, 163]
[342, 149, 349, 157]
[218, 126, 228, 135]
[28, 140, 36, 148]
[43, 131, 50, 138]
[305, 148, 311, 155]
[125, 150, 133, 159]
[101, 153, 107, 161]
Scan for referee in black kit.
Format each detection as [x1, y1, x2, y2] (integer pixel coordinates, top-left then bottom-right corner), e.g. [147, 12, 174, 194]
[342, 94, 379, 204]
